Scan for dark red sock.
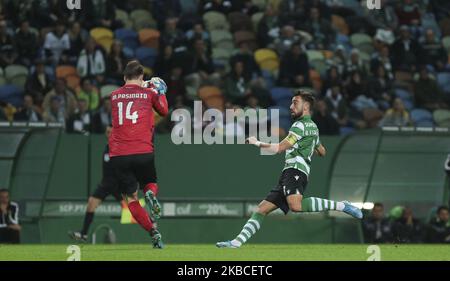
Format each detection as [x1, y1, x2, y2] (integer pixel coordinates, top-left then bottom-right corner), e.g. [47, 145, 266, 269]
[128, 201, 153, 232]
[143, 183, 158, 196]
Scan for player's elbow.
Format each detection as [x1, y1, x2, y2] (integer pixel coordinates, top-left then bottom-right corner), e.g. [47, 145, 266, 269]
[159, 108, 169, 117]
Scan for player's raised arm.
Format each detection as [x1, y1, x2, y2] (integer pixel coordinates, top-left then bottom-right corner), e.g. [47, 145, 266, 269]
[145, 77, 169, 117]
[246, 135, 295, 154]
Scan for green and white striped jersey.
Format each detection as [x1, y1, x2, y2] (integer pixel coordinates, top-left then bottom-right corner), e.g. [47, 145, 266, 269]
[284, 115, 321, 177]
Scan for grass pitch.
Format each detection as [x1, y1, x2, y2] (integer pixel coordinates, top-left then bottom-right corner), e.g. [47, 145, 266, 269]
[0, 244, 449, 261]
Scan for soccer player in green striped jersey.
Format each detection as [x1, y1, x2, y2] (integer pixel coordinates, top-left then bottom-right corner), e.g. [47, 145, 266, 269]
[216, 89, 363, 248]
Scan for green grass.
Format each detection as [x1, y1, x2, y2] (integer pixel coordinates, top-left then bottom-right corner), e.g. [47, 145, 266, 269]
[0, 244, 449, 261]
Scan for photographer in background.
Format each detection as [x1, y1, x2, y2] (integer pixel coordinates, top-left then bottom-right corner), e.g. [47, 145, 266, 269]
[425, 206, 450, 243]
[0, 189, 21, 244]
[362, 202, 393, 243]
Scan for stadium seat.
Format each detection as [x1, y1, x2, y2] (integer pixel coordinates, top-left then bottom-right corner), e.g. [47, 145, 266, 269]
[350, 33, 372, 47]
[395, 88, 413, 100]
[433, 109, 450, 127]
[252, 0, 267, 9]
[0, 67, 3, 77]
[180, 0, 197, 14]
[410, 108, 434, 125]
[123, 47, 135, 59]
[203, 11, 229, 31]
[228, 12, 253, 33]
[130, 9, 157, 30]
[90, 27, 114, 52]
[306, 50, 324, 62]
[198, 86, 224, 111]
[234, 31, 257, 50]
[261, 70, 275, 89]
[115, 28, 139, 50]
[331, 14, 349, 35]
[254, 49, 280, 73]
[402, 99, 414, 111]
[212, 48, 234, 62]
[56, 65, 78, 79]
[4, 65, 28, 81]
[436, 72, 450, 93]
[138, 29, 160, 49]
[0, 85, 24, 107]
[251, 12, 264, 32]
[442, 36, 450, 52]
[135, 47, 158, 68]
[65, 74, 81, 91]
[100, 84, 120, 99]
[270, 87, 293, 104]
[309, 59, 327, 76]
[0, 76, 5, 86]
[211, 30, 234, 49]
[115, 9, 132, 28]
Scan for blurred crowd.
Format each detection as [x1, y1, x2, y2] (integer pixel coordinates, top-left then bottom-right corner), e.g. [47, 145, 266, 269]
[0, 0, 450, 135]
[362, 203, 450, 243]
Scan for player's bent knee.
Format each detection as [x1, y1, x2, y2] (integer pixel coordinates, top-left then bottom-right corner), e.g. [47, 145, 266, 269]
[289, 204, 302, 212]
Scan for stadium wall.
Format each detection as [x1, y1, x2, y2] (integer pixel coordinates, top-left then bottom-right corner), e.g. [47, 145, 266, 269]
[1, 128, 448, 244]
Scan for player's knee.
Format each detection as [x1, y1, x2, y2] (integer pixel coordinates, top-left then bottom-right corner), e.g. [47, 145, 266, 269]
[289, 203, 302, 212]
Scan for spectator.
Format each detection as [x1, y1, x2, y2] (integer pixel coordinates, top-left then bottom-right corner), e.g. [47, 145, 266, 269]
[312, 99, 340, 135]
[379, 98, 411, 127]
[300, 7, 334, 50]
[414, 67, 447, 111]
[66, 98, 92, 134]
[272, 25, 302, 57]
[0, 189, 20, 244]
[367, 65, 394, 110]
[370, 45, 394, 80]
[256, 4, 280, 47]
[346, 49, 369, 79]
[77, 37, 106, 84]
[430, 0, 450, 22]
[0, 20, 18, 67]
[44, 21, 70, 66]
[14, 20, 38, 66]
[230, 41, 261, 81]
[185, 22, 211, 48]
[328, 45, 347, 77]
[165, 66, 187, 108]
[278, 42, 310, 88]
[279, 0, 307, 26]
[421, 29, 448, 72]
[225, 60, 250, 105]
[202, 0, 234, 15]
[425, 206, 450, 243]
[30, 0, 69, 28]
[42, 78, 77, 119]
[322, 66, 344, 96]
[362, 203, 393, 243]
[25, 60, 53, 106]
[0, 107, 7, 121]
[77, 78, 100, 111]
[161, 17, 187, 51]
[391, 25, 422, 72]
[365, 0, 398, 30]
[392, 207, 424, 243]
[13, 95, 42, 122]
[80, 0, 117, 30]
[395, 0, 421, 26]
[42, 96, 66, 124]
[324, 84, 349, 127]
[66, 21, 87, 65]
[92, 97, 112, 134]
[105, 40, 127, 85]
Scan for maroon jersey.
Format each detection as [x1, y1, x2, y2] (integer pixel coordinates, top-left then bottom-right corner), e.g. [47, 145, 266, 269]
[109, 84, 168, 157]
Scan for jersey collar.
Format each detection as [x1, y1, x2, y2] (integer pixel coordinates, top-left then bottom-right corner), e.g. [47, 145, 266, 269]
[295, 114, 311, 121]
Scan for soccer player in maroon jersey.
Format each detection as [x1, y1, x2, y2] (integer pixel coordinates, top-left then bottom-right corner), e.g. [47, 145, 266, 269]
[109, 60, 168, 248]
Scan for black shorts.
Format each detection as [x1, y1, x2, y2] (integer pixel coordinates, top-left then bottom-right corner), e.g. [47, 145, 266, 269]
[264, 168, 308, 215]
[110, 153, 157, 196]
[91, 179, 122, 202]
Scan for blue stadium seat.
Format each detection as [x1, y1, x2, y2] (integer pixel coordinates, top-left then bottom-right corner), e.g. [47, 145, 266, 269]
[402, 100, 414, 111]
[268, 106, 291, 132]
[270, 87, 293, 103]
[395, 88, 412, 100]
[436, 72, 450, 94]
[410, 108, 433, 125]
[261, 70, 275, 90]
[114, 28, 139, 50]
[0, 85, 24, 107]
[135, 47, 158, 68]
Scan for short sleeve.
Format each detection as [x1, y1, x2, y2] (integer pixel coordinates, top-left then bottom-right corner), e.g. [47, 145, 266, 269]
[289, 121, 304, 139]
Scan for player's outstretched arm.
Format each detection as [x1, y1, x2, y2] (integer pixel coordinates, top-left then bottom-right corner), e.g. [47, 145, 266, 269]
[246, 136, 294, 154]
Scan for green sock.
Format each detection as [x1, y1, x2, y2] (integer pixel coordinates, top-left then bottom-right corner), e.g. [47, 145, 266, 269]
[233, 212, 265, 246]
[301, 197, 345, 212]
